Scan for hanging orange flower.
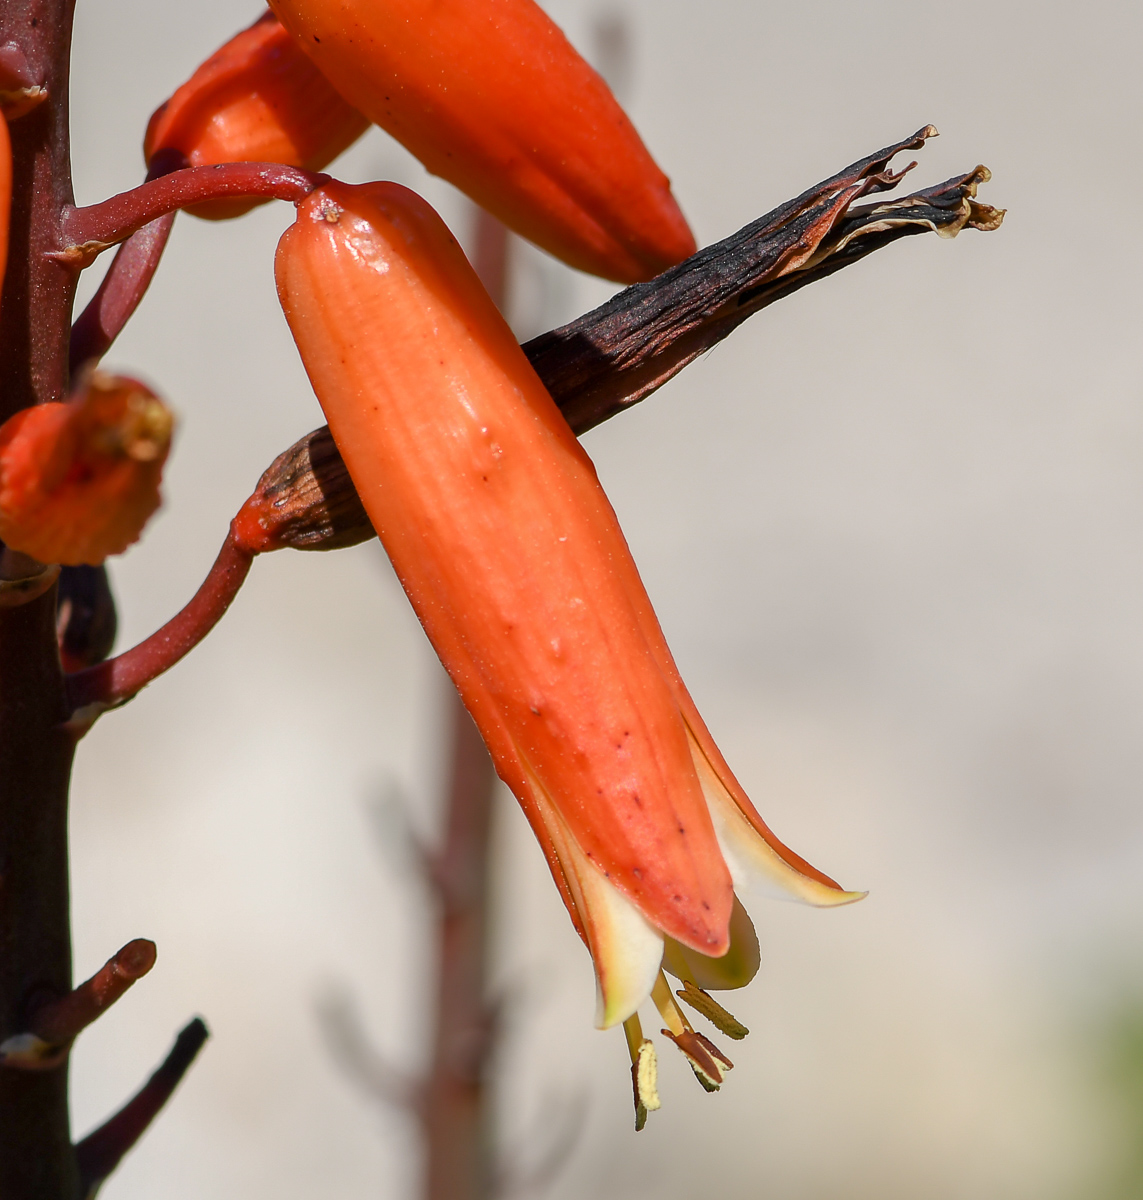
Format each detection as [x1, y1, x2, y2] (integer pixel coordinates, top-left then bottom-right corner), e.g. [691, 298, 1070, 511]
[268, 0, 696, 282]
[0, 373, 173, 566]
[144, 11, 369, 219]
[274, 181, 862, 1120]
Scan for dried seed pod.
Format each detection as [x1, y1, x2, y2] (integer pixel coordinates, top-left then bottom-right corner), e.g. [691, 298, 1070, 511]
[144, 11, 368, 220]
[0, 373, 173, 566]
[268, 0, 695, 282]
[231, 425, 373, 553]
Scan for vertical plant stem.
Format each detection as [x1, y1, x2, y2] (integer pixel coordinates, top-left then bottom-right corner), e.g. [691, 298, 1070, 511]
[422, 209, 509, 1200]
[0, 583, 77, 1199]
[0, 1, 82, 1196]
[0, 0, 78, 416]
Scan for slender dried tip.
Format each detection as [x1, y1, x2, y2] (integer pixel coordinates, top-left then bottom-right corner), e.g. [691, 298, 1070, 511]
[75, 1017, 209, 1194]
[0, 371, 173, 566]
[231, 425, 373, 554]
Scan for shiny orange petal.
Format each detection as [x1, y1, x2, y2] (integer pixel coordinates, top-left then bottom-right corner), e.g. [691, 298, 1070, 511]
[275, 181, 731, 955]
[268, 0, 695, 282]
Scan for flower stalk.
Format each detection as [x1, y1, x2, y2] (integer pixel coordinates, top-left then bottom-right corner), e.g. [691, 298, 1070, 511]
[59, 161, 326, 263]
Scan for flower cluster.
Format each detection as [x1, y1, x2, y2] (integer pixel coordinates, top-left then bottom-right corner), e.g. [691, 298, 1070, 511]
[0, 0, 864, 1127]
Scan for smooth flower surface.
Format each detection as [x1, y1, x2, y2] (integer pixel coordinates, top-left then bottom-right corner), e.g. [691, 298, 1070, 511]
[0, 372, 172, 566]
[275, 182, 863, 1067]
[269, 0, 696, 281]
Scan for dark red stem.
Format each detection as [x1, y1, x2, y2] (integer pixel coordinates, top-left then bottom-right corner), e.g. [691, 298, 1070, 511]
[74, 1017, 209, 1193]
[66, 531, 253, 714]
[69, 152, 188, 373]
[69, 213, 175, 372]
[29, 939, 156, 1047]
[61, 162, 327, 257]
[0, 0, 83, 1194]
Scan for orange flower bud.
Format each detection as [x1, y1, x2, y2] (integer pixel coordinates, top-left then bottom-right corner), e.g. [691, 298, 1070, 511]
[268, 0, 696, 282]
[144, 11, 369, 220]
[276, 182, 859, 1030]
[0, 373, 173, 566]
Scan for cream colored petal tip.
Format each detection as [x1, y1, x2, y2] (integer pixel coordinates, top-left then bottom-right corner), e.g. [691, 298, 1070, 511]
[520, 753, 665, 1029]
[689, 732, 867, 908]
[589, 873, 665, 1030]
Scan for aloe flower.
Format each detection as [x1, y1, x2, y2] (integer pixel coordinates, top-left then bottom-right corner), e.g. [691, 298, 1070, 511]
[273, 179, 864, 1124]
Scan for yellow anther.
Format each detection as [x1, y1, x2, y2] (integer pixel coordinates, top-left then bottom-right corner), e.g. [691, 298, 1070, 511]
[622, 1014, 660, 1131]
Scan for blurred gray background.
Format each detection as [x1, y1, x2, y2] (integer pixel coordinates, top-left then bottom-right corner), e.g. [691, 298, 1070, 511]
[64, 1, 1143, 1197]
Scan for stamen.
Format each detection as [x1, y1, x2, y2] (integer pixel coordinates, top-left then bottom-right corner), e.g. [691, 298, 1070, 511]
[622, 1014, 660, 1131]
[652, 971, 735, 1093]
[650, 971, 688, 1038]
[676, 980, 750, 1040]
[662, 1029, 735, 1093]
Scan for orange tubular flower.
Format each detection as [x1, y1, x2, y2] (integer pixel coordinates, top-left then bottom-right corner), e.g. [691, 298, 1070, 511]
[268, 0, 696, 283]
[0, 373, 173, 566]
[143, 11, 369, 220]
[276, 182, 861, 1116]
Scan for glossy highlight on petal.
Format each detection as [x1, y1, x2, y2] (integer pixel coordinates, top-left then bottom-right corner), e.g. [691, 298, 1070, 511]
[268, 0, 696, 281]
[144, 11, 368, 219]
[0, 373, 172, 566]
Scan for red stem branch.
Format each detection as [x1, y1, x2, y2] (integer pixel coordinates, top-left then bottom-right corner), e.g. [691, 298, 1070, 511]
[66, 531, 254, 714]
[69, 153, 188, 373]
[61, 163, 326, 259]
[30, 940, 156, 1047]
[68, 213, 175, 371]
[74, 1018, 209, 1194]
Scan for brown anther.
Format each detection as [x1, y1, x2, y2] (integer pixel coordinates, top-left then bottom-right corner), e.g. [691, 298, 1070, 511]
[676, 980, 750, 1040]
[662, 1028, 734, 1093]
